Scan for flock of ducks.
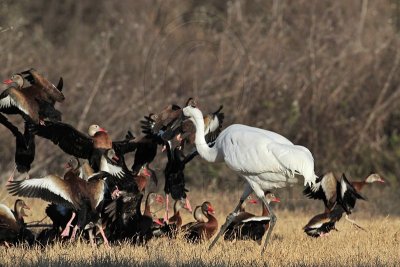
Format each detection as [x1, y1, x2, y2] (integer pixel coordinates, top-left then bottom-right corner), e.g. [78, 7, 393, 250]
[0, 69, 385, 252]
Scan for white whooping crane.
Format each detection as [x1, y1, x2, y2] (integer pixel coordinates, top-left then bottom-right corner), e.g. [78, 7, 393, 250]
[181, 104, 317, 253]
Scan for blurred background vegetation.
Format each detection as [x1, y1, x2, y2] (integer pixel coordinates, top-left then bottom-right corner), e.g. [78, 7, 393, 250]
[0, 0, 399, 215]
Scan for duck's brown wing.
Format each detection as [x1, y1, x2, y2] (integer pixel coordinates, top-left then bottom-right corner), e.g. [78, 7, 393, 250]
[30, 121, 94, 159]
[7, 175, 79, 209]
[0, 87, 39, 122]
[21, 69, 65, 102]
[303, 172, 338, 210]
[0, 204, 19, 232]
[86, 173, 107, 210]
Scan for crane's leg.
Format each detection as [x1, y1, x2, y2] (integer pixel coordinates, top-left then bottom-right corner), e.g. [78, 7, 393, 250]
[208, 184, 252, 250]
[260, 196, 277, 254]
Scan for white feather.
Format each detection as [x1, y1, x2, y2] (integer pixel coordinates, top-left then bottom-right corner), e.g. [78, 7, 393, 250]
[241, 216, 271, 223]
[0, 204, 15, 222]
[15, 176, 75, 205]
[217, 125, 316, 188]
[100, 156, 125, 179]
[340, 177, 347, 199]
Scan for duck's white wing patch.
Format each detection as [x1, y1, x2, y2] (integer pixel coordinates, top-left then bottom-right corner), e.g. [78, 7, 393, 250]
[241, 216, 271, 223]
[7, 175, 77, 208]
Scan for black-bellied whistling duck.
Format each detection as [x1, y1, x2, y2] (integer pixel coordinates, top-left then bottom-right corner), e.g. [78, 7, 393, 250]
[141, 104, 182, 136]
[104, 191, 163, 243]
[304, 173, 369, 231]
[183, 201, 218, 243]
[1, 69, 64, 123]
[0, 199, 33, 246]
[30, 121, 136, 172]
[163, 142, 195, 221]
[153, 198, 192, 238]
[0, 115, 35, 178]
[303, 206, 344, 238]
[181, 205, 207, 231]
[304, 172, 365, 214]
[36, 203, 76, 245]
[7, 157, 112, 247]
[351, 173, 385, 192]
[224, 192, 280, 243]
[134, 164, 157, 192]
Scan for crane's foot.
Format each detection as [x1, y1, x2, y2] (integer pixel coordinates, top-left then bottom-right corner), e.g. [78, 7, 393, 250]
[208, 211, 239, 250]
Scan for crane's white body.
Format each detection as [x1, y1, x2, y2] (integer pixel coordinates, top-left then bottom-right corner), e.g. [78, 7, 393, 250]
[183, 106, 316, 198]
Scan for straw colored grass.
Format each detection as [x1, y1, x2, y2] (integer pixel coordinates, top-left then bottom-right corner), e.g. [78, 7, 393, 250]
[1, 192, 399, 267]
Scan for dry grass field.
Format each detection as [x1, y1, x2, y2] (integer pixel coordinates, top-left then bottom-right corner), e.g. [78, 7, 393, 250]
[1, 189, 399, 267]
[1, 1, 400, 266]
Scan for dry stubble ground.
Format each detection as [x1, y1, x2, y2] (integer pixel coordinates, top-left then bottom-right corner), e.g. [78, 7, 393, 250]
[0, 191, 399, 267]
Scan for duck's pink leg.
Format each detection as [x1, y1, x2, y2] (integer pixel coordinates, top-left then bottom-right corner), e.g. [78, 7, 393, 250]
[70, 225, 79, 241]
[97, 223, 110, 249]
[319, 232, 330, 237]
[88, 229, 96, 248]
[163, 194, 169, 223]
[61, 212, 76, 237]
[6, 166, 16, 184]
[185, 197, 193, 212]
[111, 186, 121, 200]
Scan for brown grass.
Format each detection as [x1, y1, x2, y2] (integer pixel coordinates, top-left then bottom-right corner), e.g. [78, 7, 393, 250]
[1, 190, 399, 267]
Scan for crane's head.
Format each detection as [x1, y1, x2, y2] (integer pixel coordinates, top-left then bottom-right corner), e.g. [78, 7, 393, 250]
[182, 105, 204, 125]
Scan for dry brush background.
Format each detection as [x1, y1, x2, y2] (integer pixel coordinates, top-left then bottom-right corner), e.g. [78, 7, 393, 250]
[0, 1, 400, 266]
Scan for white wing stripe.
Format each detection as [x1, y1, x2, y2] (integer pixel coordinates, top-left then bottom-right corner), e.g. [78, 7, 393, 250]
[17, 178, 75, 205]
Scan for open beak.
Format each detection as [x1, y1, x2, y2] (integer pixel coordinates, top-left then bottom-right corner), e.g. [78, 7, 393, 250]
[3, 79, 13, 85]
[112, 155, 119, 161]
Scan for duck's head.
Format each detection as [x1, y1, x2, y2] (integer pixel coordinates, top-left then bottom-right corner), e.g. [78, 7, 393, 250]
[88, 124, 107, 137]
[3, 74, 24, 88]
[365, 173, 385, 184]
[15, 199, 30, 218]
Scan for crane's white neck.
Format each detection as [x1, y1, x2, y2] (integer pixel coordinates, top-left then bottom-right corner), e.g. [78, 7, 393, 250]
[184, 107, 219, 162]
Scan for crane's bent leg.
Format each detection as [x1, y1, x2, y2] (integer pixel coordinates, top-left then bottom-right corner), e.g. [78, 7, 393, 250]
[208, 184, 252, 250]
[261, 197, 277, 254]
